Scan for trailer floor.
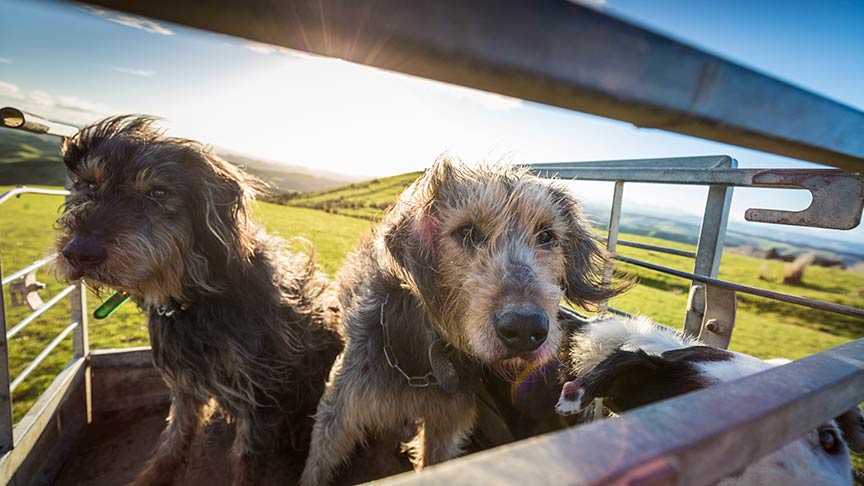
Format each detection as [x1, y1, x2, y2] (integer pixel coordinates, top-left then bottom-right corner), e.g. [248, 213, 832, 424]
[53, 406, 412, 486]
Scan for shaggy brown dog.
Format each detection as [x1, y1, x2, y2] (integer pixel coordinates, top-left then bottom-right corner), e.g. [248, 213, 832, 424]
[301, 157, 628, 485]
[55, 116, 343, 486]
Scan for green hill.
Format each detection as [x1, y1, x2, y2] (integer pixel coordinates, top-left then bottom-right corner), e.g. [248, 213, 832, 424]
[0, 129, 355, 193]
[0, 130, 66, 186]
[283, 172, 422, 220]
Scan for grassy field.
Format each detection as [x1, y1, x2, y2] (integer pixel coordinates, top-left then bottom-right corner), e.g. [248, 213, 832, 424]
[1, 182, 863, 469]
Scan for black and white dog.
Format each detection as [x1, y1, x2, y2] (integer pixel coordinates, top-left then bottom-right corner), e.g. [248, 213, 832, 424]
[557, 316, 864, 486]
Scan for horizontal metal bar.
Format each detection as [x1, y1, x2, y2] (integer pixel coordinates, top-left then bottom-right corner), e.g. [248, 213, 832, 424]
[381, 338, 864, 486]
[616, 255, 864, 319]
[0, 187, 69, 207]
[1, 254, 58, 287]
[0, 107, 77, 138]
[81, 0, 864, 171]
[535, 155, 735, 170]
[9, 322, 77, 393]
[531, 166, 856, 187]
[6, 286, 75, 340]
[618, 239, 696, 258]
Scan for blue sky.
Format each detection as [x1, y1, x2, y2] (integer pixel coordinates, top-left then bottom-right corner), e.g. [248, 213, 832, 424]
[1, 0, 862, 244]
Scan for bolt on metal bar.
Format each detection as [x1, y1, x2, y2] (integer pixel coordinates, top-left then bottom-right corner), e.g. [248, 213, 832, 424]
[0, 187, 70, 207]
[684, 183, 735, 337]
[0, 256, 14, 452]
[9, 322, 78, 393]
[616, 255, 864, 319]
[1, 254, 58, 287]
[617, 240, 697, 258]
[6, 286, 75, 340]
[0, 107, 77, 138]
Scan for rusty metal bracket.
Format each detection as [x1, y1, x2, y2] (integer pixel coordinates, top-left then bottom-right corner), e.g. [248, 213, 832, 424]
[697, 284, 737, 349]
[745, 169, 864, 230]
[8, 271, 46, 311]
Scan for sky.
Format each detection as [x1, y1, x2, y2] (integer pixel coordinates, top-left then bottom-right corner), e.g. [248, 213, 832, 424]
[1, 0, 862, 245]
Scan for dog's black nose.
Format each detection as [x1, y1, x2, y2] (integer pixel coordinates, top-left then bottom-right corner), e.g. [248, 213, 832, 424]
[494, 306, 549, 352]
[62, 238, 106, 267]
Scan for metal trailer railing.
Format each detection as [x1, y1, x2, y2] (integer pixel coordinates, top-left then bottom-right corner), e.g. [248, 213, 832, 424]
[0, 108, 90, 478]
[0, 1, 862, 484]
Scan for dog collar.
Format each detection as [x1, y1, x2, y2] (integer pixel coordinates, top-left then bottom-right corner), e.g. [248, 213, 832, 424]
[155, 301, 191, 318]
[379, 294, 460, 393]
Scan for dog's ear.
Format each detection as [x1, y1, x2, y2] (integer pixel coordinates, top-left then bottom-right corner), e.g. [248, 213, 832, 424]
[184, 145, 263, 263]
[383, 157, 455, 319]
[556, 348, 714, 415]
[552, 187, 632, 310]
[835, 405, 864, 453]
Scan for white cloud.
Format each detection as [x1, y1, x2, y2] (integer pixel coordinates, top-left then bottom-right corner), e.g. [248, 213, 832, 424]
[424, 82, 523, 112]
[0, 58, 12, 65]
[56, 95, 111, 114]
[0, 80, 22, 99]
[0, 84, 110, 116]
[113, 66, 156, 77]
[241, 40, 314, 59]
[80, 6, 174, 35]
[567, 0, 608, 10]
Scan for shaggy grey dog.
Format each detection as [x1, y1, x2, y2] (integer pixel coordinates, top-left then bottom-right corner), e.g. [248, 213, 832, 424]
[55, 116, 344, 486]
[301, 157, 628, 485]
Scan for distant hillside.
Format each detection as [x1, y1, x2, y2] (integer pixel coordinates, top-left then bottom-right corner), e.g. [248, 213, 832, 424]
[281, 172, 864, 267]
[0, 129, 354, 193]
[0, 130, 65, 186]
[283, 172, 421, 220]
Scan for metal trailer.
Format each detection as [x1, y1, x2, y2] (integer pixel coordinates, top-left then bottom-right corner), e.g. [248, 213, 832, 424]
[1, 1, 863, 484]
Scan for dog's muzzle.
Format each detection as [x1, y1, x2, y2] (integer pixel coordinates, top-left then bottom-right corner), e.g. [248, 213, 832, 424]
[493, 305, 549, 352]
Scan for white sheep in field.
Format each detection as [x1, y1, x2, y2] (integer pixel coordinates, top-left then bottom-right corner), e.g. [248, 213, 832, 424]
[556, 316, 864, 486]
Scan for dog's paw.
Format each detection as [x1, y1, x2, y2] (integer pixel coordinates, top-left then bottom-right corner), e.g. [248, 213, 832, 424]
[555, 380, 586, 416]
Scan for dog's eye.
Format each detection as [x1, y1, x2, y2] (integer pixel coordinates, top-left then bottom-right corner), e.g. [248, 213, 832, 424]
[537, 229, 556, 247]
[818, 428, 841, 454]
[454, 224, 484, 248]
[148, 189, 167, 199]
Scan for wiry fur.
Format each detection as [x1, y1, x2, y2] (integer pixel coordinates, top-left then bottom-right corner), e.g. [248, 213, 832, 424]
[55, 116, 344, 486]
[301, 157, 629, 485]
[558, 315, 864, 486]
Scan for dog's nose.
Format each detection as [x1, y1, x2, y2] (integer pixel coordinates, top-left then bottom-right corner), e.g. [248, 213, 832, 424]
[61, 237, 106, 267]
[494, 306, 549, 352]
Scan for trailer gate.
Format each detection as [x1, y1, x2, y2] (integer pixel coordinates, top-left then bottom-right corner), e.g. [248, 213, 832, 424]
[1, 1, 863, 485]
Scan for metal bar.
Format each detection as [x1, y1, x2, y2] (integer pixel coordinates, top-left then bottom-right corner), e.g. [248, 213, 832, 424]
[536, 155, 734, 170]
[9, 322, 77, 393]
[0, 107, 77, 138]
[617, 239, 696, 258]
[1, 254, 58, 287]
[67, 170, 92, 423]
[684, 183, 734, 337]
[530, 167, 856, 186]
[0, 187, 69, 207]
[616, 255, 864, 319]
[380, 339, 864, 486]
[81, 0, 864, 171]
[0, 358, 85, 482]
[0, 257, 13, 453]
[600, 181, 624, 312]
[6, 286, 75, 340]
